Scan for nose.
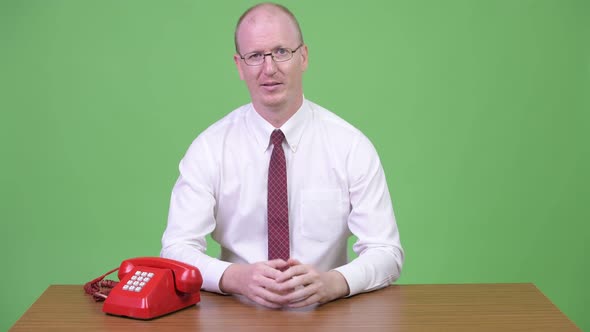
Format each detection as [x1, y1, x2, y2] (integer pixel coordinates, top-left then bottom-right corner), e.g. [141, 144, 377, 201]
[262, 54, 277, 75]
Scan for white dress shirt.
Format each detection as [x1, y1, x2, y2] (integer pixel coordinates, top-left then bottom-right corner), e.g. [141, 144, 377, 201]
[161, 99, 404, 296]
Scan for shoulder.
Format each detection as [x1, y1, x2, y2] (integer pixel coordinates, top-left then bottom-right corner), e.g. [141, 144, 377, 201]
[306, 99, 368, 147]
[306, 100, 386, 178]
[199, 104, 249, 139]
[184, 104, 250, 155]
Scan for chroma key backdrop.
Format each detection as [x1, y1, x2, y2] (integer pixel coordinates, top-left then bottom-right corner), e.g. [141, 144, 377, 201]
[1, 0, 588, 330]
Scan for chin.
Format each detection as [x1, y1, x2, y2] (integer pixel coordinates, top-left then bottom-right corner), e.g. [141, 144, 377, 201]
[259, 96, 287, 108]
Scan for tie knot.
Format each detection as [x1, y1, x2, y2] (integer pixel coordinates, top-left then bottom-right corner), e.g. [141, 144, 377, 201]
[270, 130, 285, 146]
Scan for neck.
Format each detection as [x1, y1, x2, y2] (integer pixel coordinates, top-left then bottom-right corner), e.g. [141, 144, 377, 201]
[254, 97, 303, 128]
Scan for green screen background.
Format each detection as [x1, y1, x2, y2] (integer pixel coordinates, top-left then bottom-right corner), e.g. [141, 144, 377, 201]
[1, 0, 588, 330]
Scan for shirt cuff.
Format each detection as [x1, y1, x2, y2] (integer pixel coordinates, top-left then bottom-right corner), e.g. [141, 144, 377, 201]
[333, 264, 365, 297]
[201, 259, 233, 294]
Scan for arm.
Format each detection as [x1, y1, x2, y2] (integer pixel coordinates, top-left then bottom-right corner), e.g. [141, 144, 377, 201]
[273, 133, 402, 306]
[333, 132, 404, 296]
[160, 136, 232, 293]
[161, 135, 295, 307]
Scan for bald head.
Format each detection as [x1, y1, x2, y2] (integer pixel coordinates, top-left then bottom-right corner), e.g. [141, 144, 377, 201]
[234, 3, 304, 54]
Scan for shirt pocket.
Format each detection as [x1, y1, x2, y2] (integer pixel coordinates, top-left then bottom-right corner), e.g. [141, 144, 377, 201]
[299, 188, 344, 242]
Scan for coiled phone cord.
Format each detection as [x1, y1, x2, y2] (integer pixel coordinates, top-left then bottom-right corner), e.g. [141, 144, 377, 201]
[83, 267, 119, 302]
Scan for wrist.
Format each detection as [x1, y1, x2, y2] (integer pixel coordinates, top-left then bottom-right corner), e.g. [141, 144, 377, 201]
[219, 263, 242, 295]
[327, 270, 350, 299]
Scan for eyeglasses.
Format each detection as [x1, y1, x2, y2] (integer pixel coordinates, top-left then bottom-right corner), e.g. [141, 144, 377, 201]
[239, 44, 303, 66]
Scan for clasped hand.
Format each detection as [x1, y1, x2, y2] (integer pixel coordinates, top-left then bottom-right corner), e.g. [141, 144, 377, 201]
[220, 258, 349, 309]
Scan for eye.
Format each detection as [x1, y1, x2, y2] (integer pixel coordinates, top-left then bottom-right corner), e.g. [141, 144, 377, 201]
[274, 48, 288, 56]
[246, 52, 262, 60]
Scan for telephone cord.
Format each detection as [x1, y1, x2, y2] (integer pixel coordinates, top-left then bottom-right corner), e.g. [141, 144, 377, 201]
[83, 267, 119, 302]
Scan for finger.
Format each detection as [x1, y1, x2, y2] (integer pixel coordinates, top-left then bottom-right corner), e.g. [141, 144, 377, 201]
[282, 282, 319, 303]
[287, 258, 302, 266]
[288, 293, 321, 308]
[284, 283, 322, 307]
[263, 272, 300, 294]
[251, 295, 282, 309]
[256, 286, 291, 305]
[256, 274, 281, 290]
[275, 274, 313, 292]
[256, 268, 295, 291]
[266, 259, 290, 272]
[276, 264, 309, 282]
[259, 261, 288, 280]
[258, 280, 291, 296]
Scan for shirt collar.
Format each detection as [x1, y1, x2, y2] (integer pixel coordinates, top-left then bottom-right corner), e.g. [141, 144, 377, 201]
[246, 100, 310, 153]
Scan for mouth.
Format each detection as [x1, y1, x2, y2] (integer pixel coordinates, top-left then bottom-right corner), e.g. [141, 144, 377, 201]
[261, 82, 282, 87]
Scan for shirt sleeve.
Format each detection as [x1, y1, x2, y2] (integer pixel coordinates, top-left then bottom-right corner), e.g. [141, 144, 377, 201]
[333, 133, 404, 296]
[160, 135, 231, 293]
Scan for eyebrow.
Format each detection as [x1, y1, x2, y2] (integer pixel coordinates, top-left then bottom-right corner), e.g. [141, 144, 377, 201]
[245, 45, 287, 54]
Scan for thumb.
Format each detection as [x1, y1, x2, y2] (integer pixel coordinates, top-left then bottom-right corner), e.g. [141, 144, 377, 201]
[287, 258, 302, 266]
[267, 259, 290, 270]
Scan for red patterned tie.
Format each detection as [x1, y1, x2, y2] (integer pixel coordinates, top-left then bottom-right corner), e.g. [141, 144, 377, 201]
[267, 129, 289, 260]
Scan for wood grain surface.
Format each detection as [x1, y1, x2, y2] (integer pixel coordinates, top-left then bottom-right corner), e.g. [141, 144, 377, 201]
[10, 283, 580, 331]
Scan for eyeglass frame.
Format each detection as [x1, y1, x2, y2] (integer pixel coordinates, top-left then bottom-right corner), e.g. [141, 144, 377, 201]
[239, 44, 304, 66]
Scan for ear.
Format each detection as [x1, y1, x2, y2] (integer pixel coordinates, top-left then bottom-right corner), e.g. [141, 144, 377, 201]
[234, 54, 245, 80]
[300, 44, 309, 72]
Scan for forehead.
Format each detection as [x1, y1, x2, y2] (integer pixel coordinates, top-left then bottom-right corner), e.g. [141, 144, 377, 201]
[236, 7, 299, 52]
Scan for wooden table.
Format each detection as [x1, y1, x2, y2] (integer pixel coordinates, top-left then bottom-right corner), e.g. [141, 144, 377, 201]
[10, 283, 579, 331]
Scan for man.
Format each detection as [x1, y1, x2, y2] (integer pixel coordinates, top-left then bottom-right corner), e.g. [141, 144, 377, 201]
[161, 2, 403, 309]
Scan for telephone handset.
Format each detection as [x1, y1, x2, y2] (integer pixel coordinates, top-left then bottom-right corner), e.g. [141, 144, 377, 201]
[85, 257, 203, 319]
